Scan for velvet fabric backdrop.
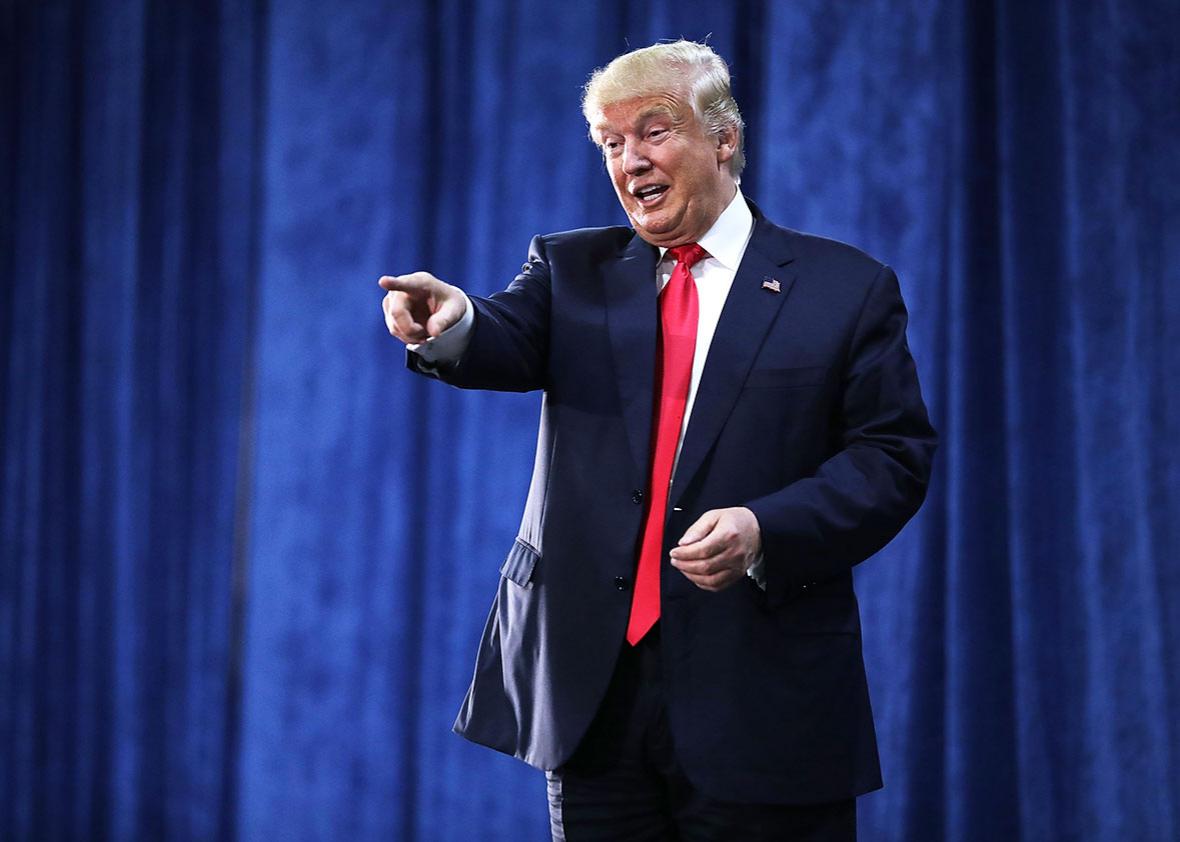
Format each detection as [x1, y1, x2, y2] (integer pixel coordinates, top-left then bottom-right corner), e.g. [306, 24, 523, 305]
[3, 1, 1178, 840]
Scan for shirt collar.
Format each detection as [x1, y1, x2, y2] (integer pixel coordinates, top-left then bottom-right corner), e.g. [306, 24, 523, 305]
[658, 188, 753, 270]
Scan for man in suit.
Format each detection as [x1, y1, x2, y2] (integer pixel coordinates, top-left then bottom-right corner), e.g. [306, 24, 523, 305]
[380, 40, 935, 841]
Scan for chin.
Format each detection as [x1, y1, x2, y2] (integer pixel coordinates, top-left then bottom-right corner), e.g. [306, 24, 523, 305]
[633, 214, 676, 236]
[636, 227, 674, 244]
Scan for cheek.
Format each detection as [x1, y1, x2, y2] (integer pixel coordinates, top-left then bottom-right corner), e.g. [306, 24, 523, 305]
[608, 165, 627, 192]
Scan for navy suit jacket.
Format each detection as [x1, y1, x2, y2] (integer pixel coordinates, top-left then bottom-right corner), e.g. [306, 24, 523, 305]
[409, 201, 937, 804]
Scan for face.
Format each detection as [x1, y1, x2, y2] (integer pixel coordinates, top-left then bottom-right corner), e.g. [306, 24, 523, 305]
[591, 94, 738, 248]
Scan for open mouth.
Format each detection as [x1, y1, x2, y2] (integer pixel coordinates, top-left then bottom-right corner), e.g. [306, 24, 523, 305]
[632, 184, 669, 207]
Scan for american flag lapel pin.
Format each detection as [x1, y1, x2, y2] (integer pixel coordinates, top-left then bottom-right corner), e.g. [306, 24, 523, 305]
[761, 277, 781, 293]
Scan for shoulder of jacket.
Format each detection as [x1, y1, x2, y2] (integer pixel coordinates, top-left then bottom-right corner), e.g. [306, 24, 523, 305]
[779, 227, 887, 276]
[536, 225, 636, 257]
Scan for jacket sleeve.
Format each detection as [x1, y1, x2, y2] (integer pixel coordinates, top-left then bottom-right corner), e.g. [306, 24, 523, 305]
[406, 235, 552, 393]
[744, 265, 937, 605]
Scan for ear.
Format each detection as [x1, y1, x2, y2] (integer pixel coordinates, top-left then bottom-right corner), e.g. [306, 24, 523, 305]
[714, 123, 739, 166]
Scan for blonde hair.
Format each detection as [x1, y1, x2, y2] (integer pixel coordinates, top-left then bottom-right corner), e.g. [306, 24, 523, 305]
[582, 40, 746, 179]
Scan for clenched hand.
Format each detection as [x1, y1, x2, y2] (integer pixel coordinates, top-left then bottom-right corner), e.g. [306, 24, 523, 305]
[669, 507, 762, 592]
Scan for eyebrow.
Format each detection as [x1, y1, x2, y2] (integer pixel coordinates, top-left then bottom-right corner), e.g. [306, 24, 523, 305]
[637, 104, 676, 123]
[592, 104, 679, 140]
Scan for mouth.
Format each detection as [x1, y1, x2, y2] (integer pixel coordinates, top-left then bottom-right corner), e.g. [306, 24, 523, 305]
[631, 184, 669, 208]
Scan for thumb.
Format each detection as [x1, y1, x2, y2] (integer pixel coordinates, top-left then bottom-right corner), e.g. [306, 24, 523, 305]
[425, 293, 466, 337]
[678, 510, 720, 546]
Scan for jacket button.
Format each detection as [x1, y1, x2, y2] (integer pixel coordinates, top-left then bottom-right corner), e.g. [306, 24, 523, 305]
[614, 576, 629, 591]
[631, 490, 644, 504]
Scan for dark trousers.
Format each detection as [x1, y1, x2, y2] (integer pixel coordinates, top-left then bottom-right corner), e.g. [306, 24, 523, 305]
[546, 628, 857, 841]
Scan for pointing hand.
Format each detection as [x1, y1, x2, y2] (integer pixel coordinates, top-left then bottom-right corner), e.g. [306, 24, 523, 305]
[379, 272, 467, 345]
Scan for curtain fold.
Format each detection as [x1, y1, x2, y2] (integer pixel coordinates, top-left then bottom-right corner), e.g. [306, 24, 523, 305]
[3, 1, 1177, 839]
[3, 0, 265, 838]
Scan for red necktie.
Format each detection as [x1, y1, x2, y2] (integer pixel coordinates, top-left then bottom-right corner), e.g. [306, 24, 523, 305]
[626, 243, 707, 646]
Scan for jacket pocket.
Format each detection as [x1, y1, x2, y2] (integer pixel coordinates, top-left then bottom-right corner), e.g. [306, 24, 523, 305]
[499, 537, 539, 588]
[772, 589, 861, 636]
[743, 365, 829, 390]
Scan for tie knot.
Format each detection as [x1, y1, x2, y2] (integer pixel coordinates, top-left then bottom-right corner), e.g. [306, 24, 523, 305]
[668, 243, 708, 271]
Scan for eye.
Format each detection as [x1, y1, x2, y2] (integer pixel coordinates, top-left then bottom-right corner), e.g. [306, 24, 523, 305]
[647, 128, 667, 140]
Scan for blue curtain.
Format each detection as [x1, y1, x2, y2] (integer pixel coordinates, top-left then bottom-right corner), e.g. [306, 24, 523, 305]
[3, 1, 1177, 840]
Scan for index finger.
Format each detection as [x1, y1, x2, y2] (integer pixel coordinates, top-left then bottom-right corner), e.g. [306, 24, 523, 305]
[669, 530, 727, 561]
[378, 273, 434, 294]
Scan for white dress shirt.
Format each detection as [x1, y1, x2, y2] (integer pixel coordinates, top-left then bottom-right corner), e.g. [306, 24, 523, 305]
[411, 190, 764, 586]
[657, 190, 753, 470]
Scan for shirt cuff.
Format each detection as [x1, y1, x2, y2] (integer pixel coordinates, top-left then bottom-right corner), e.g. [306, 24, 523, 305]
[407, 291, 474, 364]
[746, 554, 766, 590]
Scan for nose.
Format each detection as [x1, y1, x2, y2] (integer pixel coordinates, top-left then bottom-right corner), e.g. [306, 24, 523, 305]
[621, 140, 650, 175]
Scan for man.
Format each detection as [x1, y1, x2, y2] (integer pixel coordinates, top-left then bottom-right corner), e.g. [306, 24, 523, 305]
[380, 40, 935, 841]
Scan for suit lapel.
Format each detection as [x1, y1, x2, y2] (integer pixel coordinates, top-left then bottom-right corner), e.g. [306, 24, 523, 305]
[670, 215, 797, 506]
[604, 233, 660, 476]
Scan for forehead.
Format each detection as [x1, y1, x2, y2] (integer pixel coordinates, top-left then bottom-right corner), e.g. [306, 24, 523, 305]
[589, 94, 690, 137]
